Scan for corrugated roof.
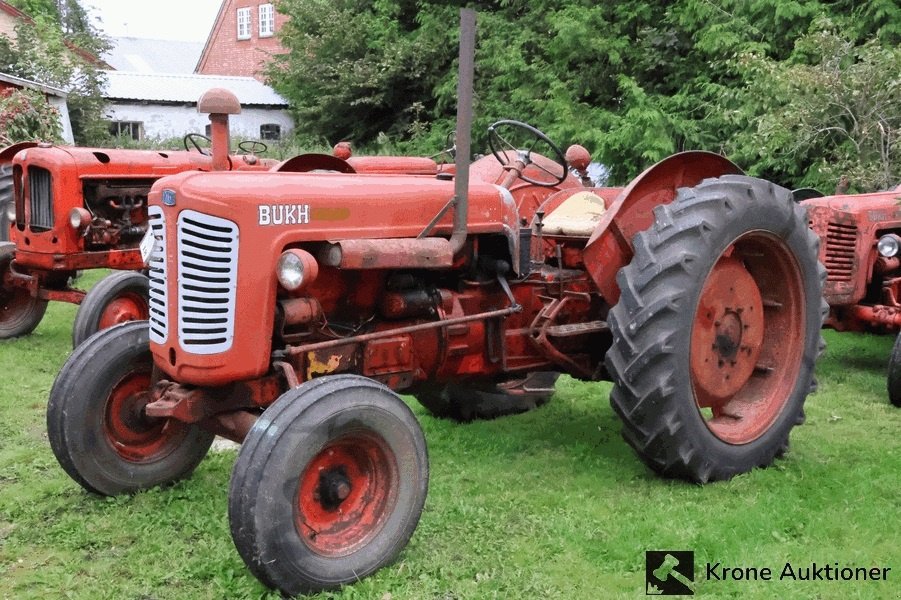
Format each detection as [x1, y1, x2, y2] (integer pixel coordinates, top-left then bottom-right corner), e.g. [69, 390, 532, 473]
[101, 70, 288, 106]
[0, 72, 68, 97]
[104, 37, 204, 74]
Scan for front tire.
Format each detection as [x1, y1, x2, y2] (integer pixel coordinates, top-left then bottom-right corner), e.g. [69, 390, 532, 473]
[71, 271, 149, 347]
[887, 333, 901, 407]
[47, 321, 214, 495]
[228, 375, 428, 596]
[0, 242, 47, 338]
[606, 175, 826, 482]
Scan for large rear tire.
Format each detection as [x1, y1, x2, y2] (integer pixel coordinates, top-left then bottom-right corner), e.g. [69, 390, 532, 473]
[47, 321, 214, 495]
[229, 375, 428, 596]
[413, 371, 558, 421]
[606, 175, 826, 482]
[71, 270, 149, 347]
[0, 242, 47, 338]
[887, 333, 901, 407]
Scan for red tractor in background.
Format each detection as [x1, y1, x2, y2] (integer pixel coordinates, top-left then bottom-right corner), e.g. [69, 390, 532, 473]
[48, 11, 825, 596]
[0, 92, 480, 350]
[0, 90, 277, 346]
[801, 185, 901, 406]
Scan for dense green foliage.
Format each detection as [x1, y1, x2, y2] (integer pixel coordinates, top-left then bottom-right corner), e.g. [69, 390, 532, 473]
[271, 0, 900, 190]
[0, 88, 63, 145]
[0, 0, 109, 144]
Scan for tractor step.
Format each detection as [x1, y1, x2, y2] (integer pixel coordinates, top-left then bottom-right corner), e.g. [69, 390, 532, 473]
[545, 320, 608, 337]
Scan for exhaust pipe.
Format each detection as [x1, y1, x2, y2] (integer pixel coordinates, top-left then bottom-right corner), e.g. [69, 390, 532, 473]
[449, 8, 476, 255]
[197, 88, 242, 171]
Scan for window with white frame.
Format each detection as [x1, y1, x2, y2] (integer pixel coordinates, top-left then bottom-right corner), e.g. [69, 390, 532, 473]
[259, 4, 275, 37]
[237, 7, 251, 40]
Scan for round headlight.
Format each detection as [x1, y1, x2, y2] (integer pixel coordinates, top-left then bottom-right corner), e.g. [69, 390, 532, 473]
[69, 207, 91, 230]
[877, 234, 901, 258]
[276, 249, 319, 291]
[3, 202, 14, 223]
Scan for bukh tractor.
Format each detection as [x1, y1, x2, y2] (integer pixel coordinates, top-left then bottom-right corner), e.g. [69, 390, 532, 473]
[0, 89, 275, 346]
[800, 185, 901, 406]
[47, 10, 825, 597]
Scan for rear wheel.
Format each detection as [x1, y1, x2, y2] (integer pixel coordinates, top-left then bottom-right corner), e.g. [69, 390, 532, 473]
[71, 271, 149, 347]
[47, 321, 214, 495]
[0, 242, 47, 338]
[887, 333, 901, 407]
[413, 371, 558, 421]
[606, 175, 826, 482]
[229, 375, 428, 596]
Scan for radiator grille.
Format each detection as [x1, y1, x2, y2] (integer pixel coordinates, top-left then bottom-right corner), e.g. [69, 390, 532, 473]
[28, 167, 53, 231]
[147, 206, 168, 344]
[176, 210, 238, 354]
[823, 221, 857, 283]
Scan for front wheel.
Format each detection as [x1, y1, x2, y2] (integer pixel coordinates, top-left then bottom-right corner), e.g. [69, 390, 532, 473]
[228, 375, 428, 596]
[606, 175, 826, 482]
[887, 333, 901, 407]
[71, 271, 149, 347]
[47, 321, 214, 495]
[0, 242, 47, 338]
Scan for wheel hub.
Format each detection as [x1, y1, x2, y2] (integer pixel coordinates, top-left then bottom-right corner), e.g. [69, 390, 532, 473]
[691, 256, 764, 404]
[98, 293, 149, 330]
[296, 433, 397, 557]
[314, 467, 352, 510]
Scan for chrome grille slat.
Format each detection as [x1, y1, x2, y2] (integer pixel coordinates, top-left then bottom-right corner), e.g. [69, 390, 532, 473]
[147, 206, 169, 344]
[28, 167, 53, 230]
[176, 210, 238, 354]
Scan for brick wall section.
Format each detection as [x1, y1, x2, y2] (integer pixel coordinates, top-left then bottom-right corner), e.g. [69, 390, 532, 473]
[196, 1, 289, 82]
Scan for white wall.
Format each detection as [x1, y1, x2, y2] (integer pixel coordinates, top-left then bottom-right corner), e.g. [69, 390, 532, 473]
[48, 96, 74, 143]
[103, 102, 295, 141]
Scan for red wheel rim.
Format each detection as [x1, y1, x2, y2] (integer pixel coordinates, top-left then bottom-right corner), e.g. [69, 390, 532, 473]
[97, 292, 149, 330]
[690, 233, 805, 444]
[103, 370, 189, 462]
[296, 431, 398, 557]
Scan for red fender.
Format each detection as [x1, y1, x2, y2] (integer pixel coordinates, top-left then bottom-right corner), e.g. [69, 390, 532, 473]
[0, 141, 38, 164]
[582, 151, 743, 304]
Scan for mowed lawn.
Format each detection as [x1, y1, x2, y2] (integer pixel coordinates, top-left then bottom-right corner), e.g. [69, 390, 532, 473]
[0, 271, 899, 599]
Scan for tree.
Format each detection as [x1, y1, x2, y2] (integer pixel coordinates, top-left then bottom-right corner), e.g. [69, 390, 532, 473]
[0, 0, 109, 144]
[270, 1, 900, 188]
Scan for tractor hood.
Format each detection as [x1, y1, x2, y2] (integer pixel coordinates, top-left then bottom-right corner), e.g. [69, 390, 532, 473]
[12, 145, 273, 180]
[148, 170, 519, 242]
[802, 190, 901, 221]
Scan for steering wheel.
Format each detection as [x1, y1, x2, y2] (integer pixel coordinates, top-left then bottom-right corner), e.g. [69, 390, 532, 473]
[429, 130, 456, 163]
[183, 133, 211, 155]
[238, 140, 268, 155]
[487, 120, 567, 187]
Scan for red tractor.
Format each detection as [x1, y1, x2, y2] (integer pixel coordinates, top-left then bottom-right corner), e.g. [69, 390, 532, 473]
[0, 90, 275, 346]
[47, 11, 825, 596]
[801, 185, 901, 406]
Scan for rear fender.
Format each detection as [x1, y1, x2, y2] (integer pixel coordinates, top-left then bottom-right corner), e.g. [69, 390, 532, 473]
[582, 151, 743, 304]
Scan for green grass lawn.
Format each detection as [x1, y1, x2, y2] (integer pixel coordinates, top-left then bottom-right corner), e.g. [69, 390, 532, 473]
[0, 272, 899, 599]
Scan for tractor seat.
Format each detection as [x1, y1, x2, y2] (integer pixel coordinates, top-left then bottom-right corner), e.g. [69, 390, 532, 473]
[541, 191, 607, 237]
